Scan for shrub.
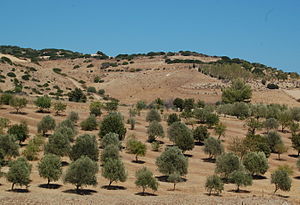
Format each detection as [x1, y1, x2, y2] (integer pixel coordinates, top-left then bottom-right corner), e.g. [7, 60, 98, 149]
[147, 121, 164, 142]
[146, 109, 161, 122]
[37, 115, 56, 135]
[67, 111, 79, 123]
[193, 126, 210, 143]
[70, 134, 99, 161]
[87, 86, 96, 93]
[99, 112, 126, 140]
[205, 175, 224, 195]
[126, 137, 147, 162]
[64, 156, 98, 191]
[6, 157, 32, 190]
[38, 154, 62, 185]
[89, 101, 102, 116]
[34, 95, 51, 112]
[203, 137, 224, 159]
[102, 158, 127, 187]
[68, 88, 87, 103]
[80, 115, 97, 131]
[168, 122, 194, 152]
[135, 167, 158, 195]
[7, 72, 16, 78]
[267, 83, 279, 89]
[98, 89, 105, 95]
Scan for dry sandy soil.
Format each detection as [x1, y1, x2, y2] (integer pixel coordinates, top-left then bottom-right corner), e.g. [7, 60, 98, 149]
[0, 54, 299, 204]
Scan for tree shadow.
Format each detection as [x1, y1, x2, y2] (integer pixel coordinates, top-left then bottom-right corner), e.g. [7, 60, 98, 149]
[204, 193, 222, 197]
[19, 143, 28, 147]
[135, 192, 157, 196]
[201, 157, 216, 163]
[294, 176, 300, 180]
[132, 160, 145, 164]
[156, 175, 187, 183]
[275, 158, 287, 161]
[288, 154, 299, 158]
[10, 111, 27, 115]
[228, 189, 250, 193]
[195, 141, 204, 146]
[276, 194, 290, 198]
[101, 185, 126, 190]
[7, 189, 30, 193]
[63, 189, 97, 195]
[253, 175, 267, 180]
[61, 161, 69, 167]
[184, 153, 193, 158]
[36, 110, 51, 114]
[38, 183, 62, 189]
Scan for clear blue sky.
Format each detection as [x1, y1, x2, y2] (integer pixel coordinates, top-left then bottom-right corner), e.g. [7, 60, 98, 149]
[1, 0, 299, 72]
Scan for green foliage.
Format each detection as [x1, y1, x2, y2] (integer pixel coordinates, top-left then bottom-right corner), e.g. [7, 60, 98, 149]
[126, 137, 147, 162]
[156, 146, 188, 176]
[0, 93, 13, 105]
[34, 95, 52, 112]
[151, 141, 161, 152]
[214, 123, 226, 139]
[38, 154, 62, 184]
[70, 134, 99, 161]
[68, 88, 87, 103]
[266, 131, 282, 152]
[168, 122, 194, 152]
[244, 118, 263, 135]
[242, 152, 269, 176]
[67, 111, 79, 123]
[0, 134, 19, 158]
[22, 135, 44, 161]
[99, 112, 126, 140]
[271, 169, 292, 193]
[87, 86, 96, 93]
[217, 102, 251, 119]
[264, 118, 279, 132]
[168, 172, 183, 191]
[105, 100, 119, 112]
[167, 113, 180, 125]
[37, 115, 56, 135]
[215, 153, 241, 178]
[53, 101, 67, 115]
[291, 133, 300, 156]
[229, 170, 252, 192]
[101, 132, 120, 149]
[7, 72, 16, 77]
[278, 110, 293, 132]
[98, 89, 105, 95]
[274, 143, 288, 160]
[250, 104, 268, 119]
[193, 108, 219, 127]
[127, 118, 136, 130]
[6, 157, 32, 190]
[55, 121, 76, 142]
[102, 158, 127, 186]
[9, 97, 27, 113]
[44, 133, 70, 157]
[243, 134, 271, 158]
[173, 98, 184, 111]
[146, 109, 161, 122]
[203, 137, 224, 159]
[135, 167, 158, 194]
[101, 145, 120, 164]
[64, 156, 98, 191]
[147, 120, 164, 142]
[222, 79, 252, 103]
[136, 100, 147, 114]
[8, 121, 29, 144]
[193, 126, 210, 142]
[205, 175, 224, 195]
[80, 115, 98, 131]
[89, 101, 103, 116]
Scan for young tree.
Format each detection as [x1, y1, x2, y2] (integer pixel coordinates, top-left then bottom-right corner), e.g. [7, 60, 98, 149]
[8, 121, 29, 145]
[278, 110, 293, 132]
[0, 134, 19, 158]
[203, 137, 224, 159]
[215, 153, 241, 179]
[193, 126, 210, 143]
[34, 95, 52, 112]
[64, 156, 98, 191]
[6, 157, 32, 190]
[127, 118, 136, 130]
[147, 120, 164, 142]
[250, 104, 267, 119]
[135, 167, 158, 195]
[264, 118, 279, 132]
[9, 97, 27, 113]
[167, 172, 182, 191]
[126, 138, 147, 162]
[102, 158, 127, 187]
[0, 117, 10, 134]
[291, 133, 300, 156]
[89, 101, 102, 117]
[80, 115, 97, 131]
[156, 146, 188, 177]
[38, 154, 62, 185]
[167, 113, 180, 126]
[244, 118, 262, 135]
[290, 122, 300, 135]
[99, 112, 126, 140]
[44, 133, 71, 157]
[266, 131, 282, 152]
[53, 101, 67, 116]
[70, 134, 99, 161]
[214, 123, 226, 140]
[205, 175, 224, 196]
[146, 109, 161, 122]
[168, 122, 194, 152]
[229, 170, 252, 192]
[101, 145, 120, 164]
[67, 111, 79, 123]
[37, 115, 56, 135]
[228, 137, 249, 159]
[136, 100, 147, 115]
[271, 169, 292, 194]
[222, 79, 252, 103]
[242, 152, 269, 176]
[173, 98, 184, 111]
[274, 143, 288, 160]
[101, 132, 121, 149]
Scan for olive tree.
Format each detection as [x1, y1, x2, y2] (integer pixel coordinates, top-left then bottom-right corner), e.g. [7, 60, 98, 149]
[271, 169, 292, 193]
[80, 115, 98, 131]
[215, 153, 241, 179]
[53, 101, 67, 116]
[64, 156, 98, 191]
[89, 101, 102, 117]
[126, 138, 147, 162]
[193, 126, 210, 143]
[101, 145, 120, 164]
[146, 109, 161, 122]
[278, 110, 293, 132]
[203, 137, 224, 159]
[101, 132, 121, 149]
[242, 152, 269, 176]
[135, 167, 158, 195]
[102, 158, 127, 187]
[0, 134, 19, 158]
[205, 175, 224, 195]
[8, 121, 29, 145]
[70, 134, 99, 161]
[214, 123, 226, 140]
[37, 115, 56, 135]
[9, 97, 28, 114]
[291, 133, 300, 156]
[167, 113, 180, 125]
[99, 112, 126, 141]
[168, 122, 194, 152]
[147, 120, 164, 142]
[229, 170, 252, 192]
[44, 133, 71, 157]
[67, 111, 79, 123]
[38, 154, 62, 185]
[34, 95, 51, 112]
[244, 118, 262, 135]
[264, 118, 279, 132]
[266, 131, 282, 152]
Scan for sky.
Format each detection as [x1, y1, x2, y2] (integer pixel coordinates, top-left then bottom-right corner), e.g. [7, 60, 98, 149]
[0, 0, 299, 73]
